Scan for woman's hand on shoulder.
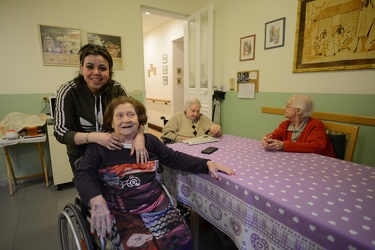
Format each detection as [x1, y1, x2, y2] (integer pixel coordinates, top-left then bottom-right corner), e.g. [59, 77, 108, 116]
[91, 132, 124, 150]
[131, 127, 148, 164]
[207, 161, 235, 180]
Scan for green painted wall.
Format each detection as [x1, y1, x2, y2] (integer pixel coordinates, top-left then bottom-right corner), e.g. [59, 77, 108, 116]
[220, 92, 375, 167]
[0, 93, 144, 183]
[1, 92, 374, 184]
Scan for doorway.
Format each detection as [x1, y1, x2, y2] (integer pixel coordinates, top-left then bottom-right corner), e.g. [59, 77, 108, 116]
[141, 7, 187, 130]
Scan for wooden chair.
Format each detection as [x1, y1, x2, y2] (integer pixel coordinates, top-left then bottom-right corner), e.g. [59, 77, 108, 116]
[323, 121, 359, 162]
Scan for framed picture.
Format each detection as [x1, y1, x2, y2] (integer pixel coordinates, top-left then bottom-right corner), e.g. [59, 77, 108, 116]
[38, 24, 82, 66]
[87, 32, 123, 69]
[163, 65, 168, 74]
[162, 54, 168, 64]
[163, 76, 168, 85]
[264, 17, 285, 50]
[177, 78, 182, 85]
[240, 35, 256, 61]
[177, 67, 182, 75]
[293, 0, 375, 72]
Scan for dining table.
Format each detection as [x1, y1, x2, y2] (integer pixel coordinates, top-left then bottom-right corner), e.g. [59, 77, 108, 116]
[162, 134, 375, 250]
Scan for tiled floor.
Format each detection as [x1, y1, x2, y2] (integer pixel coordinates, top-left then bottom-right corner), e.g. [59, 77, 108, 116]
[1, 175, 237, 250]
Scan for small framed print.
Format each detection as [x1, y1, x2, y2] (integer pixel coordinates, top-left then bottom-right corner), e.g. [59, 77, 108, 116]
[177, 67, 182, 75]
[240, 35, 256, 61]
[163, 65, 168, 74]
[87, 32, 123, 69]
[163, 76, 168, 85]
[162, 54, 168, 64]
[177, 78, 182, 85]
[264, 17, 285, 50]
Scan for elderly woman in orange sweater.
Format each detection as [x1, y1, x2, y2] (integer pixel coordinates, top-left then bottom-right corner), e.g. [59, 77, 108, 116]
[261, 94, 335, 157]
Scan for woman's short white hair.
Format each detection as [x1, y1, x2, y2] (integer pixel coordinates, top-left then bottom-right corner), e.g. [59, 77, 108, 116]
[290, 94, 314, 117]
[184, 96, 201, 110]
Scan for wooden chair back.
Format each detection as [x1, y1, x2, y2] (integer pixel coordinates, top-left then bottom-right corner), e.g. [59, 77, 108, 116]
[323, 121, 359, 162]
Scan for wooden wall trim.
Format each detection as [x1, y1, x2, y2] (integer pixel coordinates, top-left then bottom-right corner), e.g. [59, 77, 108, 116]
[262, 107, 375, 126]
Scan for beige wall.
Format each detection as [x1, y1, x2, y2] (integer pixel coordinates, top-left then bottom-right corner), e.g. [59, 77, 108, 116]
[1, 0, 374, 95]
[210, 0, 375, 94]
[0, 0, 198, 95]
[0, 0, 374, 181]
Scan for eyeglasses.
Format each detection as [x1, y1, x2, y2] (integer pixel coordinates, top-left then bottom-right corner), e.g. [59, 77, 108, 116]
[285, 103, 296, 109]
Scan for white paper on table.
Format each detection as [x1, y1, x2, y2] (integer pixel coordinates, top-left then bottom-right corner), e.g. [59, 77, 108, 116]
[249, 71, 258, 79]
[238, 83, 255, 99]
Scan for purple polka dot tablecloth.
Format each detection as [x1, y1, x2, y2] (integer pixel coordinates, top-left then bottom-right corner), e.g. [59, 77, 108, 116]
[162, 134, 375, 250]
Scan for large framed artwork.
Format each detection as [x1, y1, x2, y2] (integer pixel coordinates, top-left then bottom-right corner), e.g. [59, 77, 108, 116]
[87, 32, 123, 69]
[38, 25, 81, 66]
[293, 0, 375, 72]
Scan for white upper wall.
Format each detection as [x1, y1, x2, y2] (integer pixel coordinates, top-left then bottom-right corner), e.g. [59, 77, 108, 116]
[210, 0, 375, 94]
[0, 0, 194, 95]
[143, 19, 184, 100]
[0, 0, 374, 95]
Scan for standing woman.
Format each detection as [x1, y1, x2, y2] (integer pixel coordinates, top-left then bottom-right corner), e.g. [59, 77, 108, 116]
[54, 44, 147, 174]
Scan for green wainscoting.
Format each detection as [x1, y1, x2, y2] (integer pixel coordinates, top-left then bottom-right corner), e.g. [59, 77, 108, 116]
[220, 92, 375, 167]
[1, 92, 374, 185]
[0, 92, 145, 185]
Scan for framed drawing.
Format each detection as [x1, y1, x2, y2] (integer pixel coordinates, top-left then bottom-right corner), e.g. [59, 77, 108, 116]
[162, 54, 168, 64]
[163, 76, 168, 85]
[163, 65, 168, 74]
[87, 32, 123, 69]
[293, 0, 375, 72]
[240, 35, 256, 61]
[38, 25, 82, 66]
[264, 17, 285, 50]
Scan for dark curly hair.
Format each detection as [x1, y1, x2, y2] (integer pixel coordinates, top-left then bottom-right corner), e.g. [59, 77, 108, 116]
[74, 44, 114, 83]
[103, 96, 148, 132]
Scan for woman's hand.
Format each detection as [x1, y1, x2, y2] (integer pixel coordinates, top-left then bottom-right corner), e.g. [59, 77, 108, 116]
[89, 132, 124, 150]
[89, 195, 111, 238]
[131, 126, 148, 164]
[210, 124, 222, 137]
[207, 161, 235, 180]
[262, 137, 284, 151]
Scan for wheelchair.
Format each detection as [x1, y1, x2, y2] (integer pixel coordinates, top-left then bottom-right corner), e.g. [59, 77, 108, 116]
[58, 159, 177, 250]
[58, 195, 106, 250]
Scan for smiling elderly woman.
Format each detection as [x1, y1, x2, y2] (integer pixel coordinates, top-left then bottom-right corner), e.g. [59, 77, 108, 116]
[261, 94, 335, 157]
[74, 96, 234, 249]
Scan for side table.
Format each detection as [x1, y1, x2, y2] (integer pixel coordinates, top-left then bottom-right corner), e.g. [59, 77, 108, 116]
[0, 135, 50, 195]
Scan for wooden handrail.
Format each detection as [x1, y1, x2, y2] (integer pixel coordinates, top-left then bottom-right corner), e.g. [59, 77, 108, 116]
[146, 98, 171, 105]
[262, 107, 375, 126]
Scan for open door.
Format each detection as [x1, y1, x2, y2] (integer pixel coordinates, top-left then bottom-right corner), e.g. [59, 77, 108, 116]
[184, 3, 214, 120]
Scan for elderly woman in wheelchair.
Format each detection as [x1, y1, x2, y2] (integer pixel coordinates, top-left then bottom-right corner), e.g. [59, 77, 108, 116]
[68, 96, 234, 249]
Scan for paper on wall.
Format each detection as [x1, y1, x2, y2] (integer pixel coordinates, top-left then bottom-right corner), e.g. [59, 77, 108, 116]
[238, 83, 255, 99]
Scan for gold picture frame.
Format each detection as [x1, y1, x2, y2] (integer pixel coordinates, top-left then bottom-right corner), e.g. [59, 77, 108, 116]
[293, 0, 375, 72]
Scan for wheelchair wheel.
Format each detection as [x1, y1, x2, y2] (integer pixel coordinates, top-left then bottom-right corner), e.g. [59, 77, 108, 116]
[58, 203, 94, 250]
